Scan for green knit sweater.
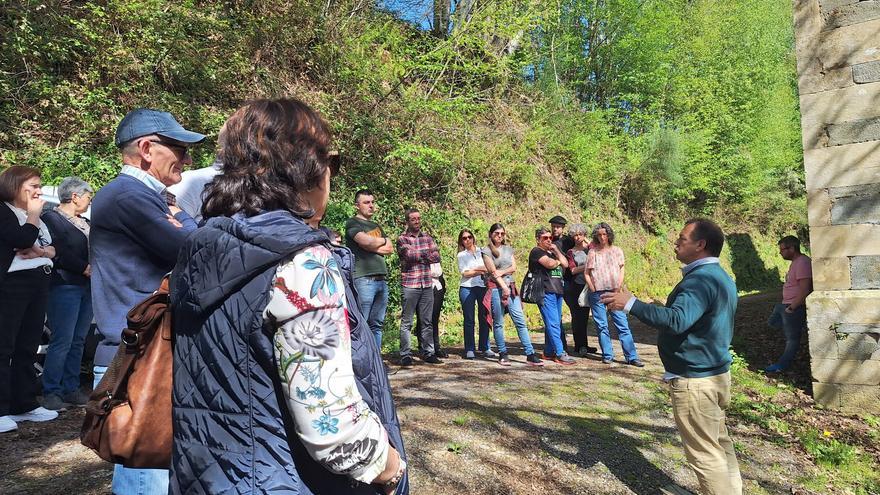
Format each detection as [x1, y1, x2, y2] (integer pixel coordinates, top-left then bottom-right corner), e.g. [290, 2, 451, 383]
[630, 262, 738, 378]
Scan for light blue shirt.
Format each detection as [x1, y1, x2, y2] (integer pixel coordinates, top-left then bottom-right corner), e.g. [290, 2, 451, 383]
[120, 164, 166, 195]
[681, 256, 720, 275]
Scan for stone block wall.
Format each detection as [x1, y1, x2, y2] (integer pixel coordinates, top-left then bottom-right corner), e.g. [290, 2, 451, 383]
[793, 0, 880, 413]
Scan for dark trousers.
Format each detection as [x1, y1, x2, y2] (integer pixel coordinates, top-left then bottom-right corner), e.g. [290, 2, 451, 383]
[400, 287, 435, 356]
[0, 268, 50, 415]
[563, 281, 591, 351]
[416, 275, 446, 353]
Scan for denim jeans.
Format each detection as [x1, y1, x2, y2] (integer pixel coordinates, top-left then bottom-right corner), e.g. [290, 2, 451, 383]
[459, 286, 490, 353]
[400, 287, 434, 356]
[353, 277, 389, 351]
[93, 366, 170, 495]
[589, 290, 639, 362]
[490, 288, 535, 356]
[768, 303, 806, 369]
[538, 292, 566, 357]
[43, 284, 93, 396]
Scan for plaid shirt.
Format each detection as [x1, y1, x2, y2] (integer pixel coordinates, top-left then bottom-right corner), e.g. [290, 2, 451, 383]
[397, 230, 441, 288]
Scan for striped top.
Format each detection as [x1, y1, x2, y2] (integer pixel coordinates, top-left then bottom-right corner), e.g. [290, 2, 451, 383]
[586, 245, 625, 292]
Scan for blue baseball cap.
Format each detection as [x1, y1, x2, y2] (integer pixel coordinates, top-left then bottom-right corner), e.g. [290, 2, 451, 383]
[114, 108, 206, 148]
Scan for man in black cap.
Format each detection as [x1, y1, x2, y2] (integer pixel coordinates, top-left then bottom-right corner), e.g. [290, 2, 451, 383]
[549, 215, 575, 253]
[90, 108, 205, 495]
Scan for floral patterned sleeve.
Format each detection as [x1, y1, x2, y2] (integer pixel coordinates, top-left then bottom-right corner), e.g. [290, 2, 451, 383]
[263, 245, 390, 484]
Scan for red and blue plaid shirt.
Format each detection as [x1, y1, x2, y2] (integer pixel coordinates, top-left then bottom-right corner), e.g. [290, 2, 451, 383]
[396, 230, 440, 288]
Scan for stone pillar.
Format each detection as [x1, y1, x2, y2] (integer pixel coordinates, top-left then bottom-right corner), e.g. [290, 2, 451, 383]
[793, 0, 880, 413]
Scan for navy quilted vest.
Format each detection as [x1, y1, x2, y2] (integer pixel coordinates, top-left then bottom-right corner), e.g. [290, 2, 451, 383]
[169, 210, 408, 494]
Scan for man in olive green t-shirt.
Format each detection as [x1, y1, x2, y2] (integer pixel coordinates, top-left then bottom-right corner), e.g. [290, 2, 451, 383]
[345, 189, 395, 351]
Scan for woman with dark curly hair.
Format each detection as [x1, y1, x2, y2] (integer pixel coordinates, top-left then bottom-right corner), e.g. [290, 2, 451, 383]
[170, 98, 408, 494]
[585, 222, 643, 367]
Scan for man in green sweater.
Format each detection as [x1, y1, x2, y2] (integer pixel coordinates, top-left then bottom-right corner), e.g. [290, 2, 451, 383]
[602, 218, 742, 495]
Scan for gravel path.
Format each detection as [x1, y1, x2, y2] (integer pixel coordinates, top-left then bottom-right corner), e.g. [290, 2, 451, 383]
[0, 292, 844, 494]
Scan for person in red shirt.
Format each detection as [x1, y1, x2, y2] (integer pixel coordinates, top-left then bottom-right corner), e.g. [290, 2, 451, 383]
[765, 236, 813, 373]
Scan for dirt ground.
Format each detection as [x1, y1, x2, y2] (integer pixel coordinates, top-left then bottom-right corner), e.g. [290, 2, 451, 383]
[0, 291, 873, 494]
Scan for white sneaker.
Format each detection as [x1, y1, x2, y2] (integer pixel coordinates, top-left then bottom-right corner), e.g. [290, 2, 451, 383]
[482, 349, 497, 358]
[8, 407, 58, 423]
[0, 416, 18, 433]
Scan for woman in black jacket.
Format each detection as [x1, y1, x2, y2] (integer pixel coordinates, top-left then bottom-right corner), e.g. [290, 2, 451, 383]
[0, 166, 58, 433]
[40, 177, 94, 410]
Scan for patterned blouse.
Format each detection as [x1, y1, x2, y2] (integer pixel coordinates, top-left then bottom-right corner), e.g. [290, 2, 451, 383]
[263, 245, 389, 484]
[586, 245, 625, 292]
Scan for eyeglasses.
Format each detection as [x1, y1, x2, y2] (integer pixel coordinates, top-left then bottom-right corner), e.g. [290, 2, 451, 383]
[148, 140, 191, 158]
[539, 235, 552, 240]
[462, 235, 474, 240]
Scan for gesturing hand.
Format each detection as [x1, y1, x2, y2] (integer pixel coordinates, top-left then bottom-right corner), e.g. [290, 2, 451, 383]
[600, 288, 633, 311]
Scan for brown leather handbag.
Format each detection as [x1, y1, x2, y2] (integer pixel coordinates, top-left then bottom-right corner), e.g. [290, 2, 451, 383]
[81, 276, 173, 469]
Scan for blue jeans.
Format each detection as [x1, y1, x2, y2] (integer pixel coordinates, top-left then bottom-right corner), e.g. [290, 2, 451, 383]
[459, 286, 490, 352]
[539, 292, 566, 357]
[353, 277, 389, 351]
[589, 290, 639, 362]
[768, 303, 806, 368]
[93, 366, 170, 495]
[490, 288, 535, 355]
[43, 285, 93, 396]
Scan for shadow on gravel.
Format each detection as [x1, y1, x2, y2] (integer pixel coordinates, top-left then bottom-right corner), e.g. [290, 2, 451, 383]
[0, 408, 112, 495]
[397, 377, 681, 494]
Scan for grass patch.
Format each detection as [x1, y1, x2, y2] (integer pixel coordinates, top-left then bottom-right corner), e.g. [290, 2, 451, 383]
[452, 415, 469, 426]
[729, 350, 880, 494]
[446, 442, 464, 454]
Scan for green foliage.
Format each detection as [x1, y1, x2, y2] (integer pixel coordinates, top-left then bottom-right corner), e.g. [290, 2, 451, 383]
[2, 0, 807, 339]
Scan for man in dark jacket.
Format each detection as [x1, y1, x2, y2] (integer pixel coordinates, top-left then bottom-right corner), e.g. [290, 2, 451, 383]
[90, 108, 204, 494]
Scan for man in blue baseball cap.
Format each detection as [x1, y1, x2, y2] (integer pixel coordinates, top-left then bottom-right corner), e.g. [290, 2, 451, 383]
[89, 109, 205, 495]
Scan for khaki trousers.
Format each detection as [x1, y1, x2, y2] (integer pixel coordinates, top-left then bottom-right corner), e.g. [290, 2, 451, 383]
[669, 372, 743, 495]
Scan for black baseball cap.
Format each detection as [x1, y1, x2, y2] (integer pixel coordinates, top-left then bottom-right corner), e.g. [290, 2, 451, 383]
[549, 215, 568, 225]
[115, 108, 206, 148]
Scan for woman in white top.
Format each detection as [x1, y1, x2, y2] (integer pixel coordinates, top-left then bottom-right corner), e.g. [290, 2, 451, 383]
[456, 229, 493, 360]
[0, 166, 59, 433]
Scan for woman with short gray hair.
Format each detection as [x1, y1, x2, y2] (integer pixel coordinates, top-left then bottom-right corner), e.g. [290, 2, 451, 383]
[56, 177, 93, 204]
[40, 176, 95, 410]
[563, 223, 598, 357]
